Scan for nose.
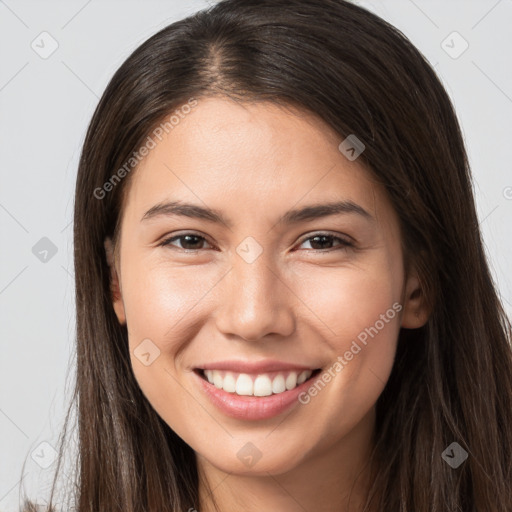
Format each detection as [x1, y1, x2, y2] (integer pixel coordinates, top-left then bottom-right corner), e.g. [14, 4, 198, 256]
[214, 251, 296, 342]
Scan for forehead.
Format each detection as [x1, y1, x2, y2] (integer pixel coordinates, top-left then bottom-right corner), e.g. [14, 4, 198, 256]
[121, 97, 392, 228]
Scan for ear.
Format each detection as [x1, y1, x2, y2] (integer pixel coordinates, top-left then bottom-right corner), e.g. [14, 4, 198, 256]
[104, 237, 126, 325]
[400, 270, 430, 329]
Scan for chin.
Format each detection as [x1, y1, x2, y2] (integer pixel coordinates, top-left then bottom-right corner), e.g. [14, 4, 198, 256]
[199, 439, 310, 477]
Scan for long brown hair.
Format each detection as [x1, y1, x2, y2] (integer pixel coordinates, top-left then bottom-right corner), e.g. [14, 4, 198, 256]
[20, 0, 512, 510]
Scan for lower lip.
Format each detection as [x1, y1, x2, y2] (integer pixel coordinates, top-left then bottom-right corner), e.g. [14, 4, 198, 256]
[193, 370, 319, 421]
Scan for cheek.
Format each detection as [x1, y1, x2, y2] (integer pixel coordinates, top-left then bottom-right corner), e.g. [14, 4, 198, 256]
[122, 260, 220, 349]
[129, 359, 204, 449]
[293, 260, 402, 407]
[121, 261, 224, 422]
[294, 258, 402, 345]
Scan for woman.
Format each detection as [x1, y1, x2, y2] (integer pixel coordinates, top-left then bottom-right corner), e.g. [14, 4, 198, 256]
[21, 0, 512, 510]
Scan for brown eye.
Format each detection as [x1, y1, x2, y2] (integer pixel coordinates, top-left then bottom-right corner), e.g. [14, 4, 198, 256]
[298, 233, 353, 252]
[160, 233, 212, 251]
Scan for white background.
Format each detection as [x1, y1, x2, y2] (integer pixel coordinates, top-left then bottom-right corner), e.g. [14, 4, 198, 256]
[1, 1, 511, 510]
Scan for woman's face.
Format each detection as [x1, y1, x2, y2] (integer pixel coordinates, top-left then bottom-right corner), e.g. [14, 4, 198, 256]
[106, 96, 426, 478]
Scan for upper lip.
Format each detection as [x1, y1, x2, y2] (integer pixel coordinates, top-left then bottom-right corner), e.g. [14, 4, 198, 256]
[196, 360, 320, 374]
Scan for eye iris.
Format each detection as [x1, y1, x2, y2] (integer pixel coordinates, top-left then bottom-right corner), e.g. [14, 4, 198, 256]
[309, 235, 334, 250]
[179, 235, 204, 250]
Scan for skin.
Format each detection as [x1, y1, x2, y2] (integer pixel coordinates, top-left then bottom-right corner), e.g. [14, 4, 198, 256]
[105, 96, 429, 512]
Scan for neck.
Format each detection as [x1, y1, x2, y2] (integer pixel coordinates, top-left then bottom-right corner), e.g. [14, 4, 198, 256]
[197, 406, 378, 512]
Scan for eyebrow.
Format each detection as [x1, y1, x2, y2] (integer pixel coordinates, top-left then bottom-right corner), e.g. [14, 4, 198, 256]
[141, 199, 373, 228]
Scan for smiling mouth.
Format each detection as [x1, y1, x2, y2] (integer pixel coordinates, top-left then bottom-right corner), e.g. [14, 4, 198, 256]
[194, 368, 322, 397]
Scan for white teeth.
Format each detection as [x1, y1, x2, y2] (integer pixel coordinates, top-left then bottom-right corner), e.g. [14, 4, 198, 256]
[253, 375, 273, 396]
[235, 374, 253, 395]
[285, 372, 297, 390]
[213, 370, 223, 389]
[297, 370, 309, 385]
[223, 372, 236, 393]
[272, 374, 286, 394]
[202, 369, 314, 396]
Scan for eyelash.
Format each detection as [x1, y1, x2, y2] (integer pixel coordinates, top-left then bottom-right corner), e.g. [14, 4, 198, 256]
[158, 231, 354, 253]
